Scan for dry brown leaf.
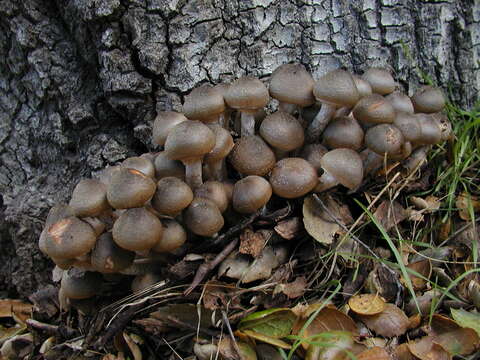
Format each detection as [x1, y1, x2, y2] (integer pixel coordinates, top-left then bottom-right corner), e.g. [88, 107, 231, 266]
[202, 281, 237, 311]
[408, 314, 422, 330]
[0, 299, 32, 323]
[239, 228, 267, 257]
[357, 346, 391, 360]
[456, 192, 480, 221]
[123, 333, 142, 360]
[403, 260, 432, 291]
[366, 266, 401, 303]
[373, 200, 407, 231]
[274, 276, 307, 299]
[438, 218, 452, 241]
[348, 294, 386, 316]
[274, 217, 303, 240]
[410, 195, 441, 212]
[394, 343, 415, 360]
[407, 337, 451, 360]
[357, 303, 409, 337]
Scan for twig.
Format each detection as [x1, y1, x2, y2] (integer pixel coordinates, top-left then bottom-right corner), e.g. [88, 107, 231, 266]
[222, 310, 241, 359]
[26, 319, 77, 338]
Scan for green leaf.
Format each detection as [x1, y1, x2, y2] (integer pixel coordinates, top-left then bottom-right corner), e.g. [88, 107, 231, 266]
[242, 330, 292, 349]
[451, 308, 480, 336]
[239, 308, 296, 338]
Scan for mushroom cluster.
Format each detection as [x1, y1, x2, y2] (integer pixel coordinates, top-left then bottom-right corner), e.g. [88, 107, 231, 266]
[39, 63, 451, 303]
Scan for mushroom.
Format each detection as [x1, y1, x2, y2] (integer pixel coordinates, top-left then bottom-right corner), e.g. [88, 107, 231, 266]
[361, 68, 396, 95]
[151, 177, 193, 216]
[107, 168, 156, 209]
[214, 83, 232, 130]
[386, 91, 414, 114]
[232, 176, 272, 214]
[360, 148, 385, 176]
[431, 113, 452, 141]
[96, 165, 121, 186]
[203, 124, 234, 181]
[154, 151, 185, 180]
[269, 158, 318, 199]
[259, 111, 305, 159]
[411, 86, 445, 113]
[152, 219, 187, 253]
[69, 179, 110, 218]
[112, 207, 163, 252]
[229, 136, 276, 176]
[415, 114, 442, 145]
[269, 63, 315, 114]
[353, 75, 373, 98]
[122, 156, 156, 179]
[322, 116, 364, 151]
[301, 143, 328, 175]
[164, 120, 215, 189]
[183, 84, 226, 125]
[315, 148, 364, 192]
[365, 124, 405, 157]
[307, 69, 360, 142]
[224, 76, 269, 136]
[393, 112, 422, 144]
[183, 198, 224, 237]
[353, 94, 396, 126]
[194, 181, 229, 213]
[152, 111, 187, 146]
[61, 270, 102, 299]
[91, 232, 135, 273]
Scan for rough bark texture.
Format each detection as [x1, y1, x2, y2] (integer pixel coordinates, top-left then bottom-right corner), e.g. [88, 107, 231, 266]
[0, 0, 479, 297]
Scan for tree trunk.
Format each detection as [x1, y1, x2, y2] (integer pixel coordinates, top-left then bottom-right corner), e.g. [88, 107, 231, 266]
[0, 0, 478, 297]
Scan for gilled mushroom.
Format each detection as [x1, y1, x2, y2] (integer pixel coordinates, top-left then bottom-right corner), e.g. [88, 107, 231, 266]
[203, 124, 234, 181]
[361, 68, 396, 95]
[224, 76, 269, 136]
[61, 270, 102, 299]
[386, 91, 414, 114]
[322, 116, 364, 151]
[353, 94, 396, 126]
[152, 219, 187, 253]
[411, 86, 445, 113]
[307, 69, 360, 142]
[152, 111, 187, 146]
[269, 158, 318, 199]
[232, 176, 272, 214]
[214, 83, 232, 130]
[91, 232, 135, 273]
[365, 124, 405, 157]
[315, 148, 364, 192]
[301, 143, 328, 175]
[122, 156, 156, 179]
[269, 63, 315, 114]
[182, 84, 226, 125]
[69, 179, 110, 218]
[151, 177, 193, 216]
[154, 151, 185, 180]
[112, 207, 163, 252]
[107, 168, 156, 209]
[229, 136, 276, 176]
[259, 111, 305, 158]
[194, 181, 229, 213]
[165, 121, 215, 189]
[184, 198, 224, 237]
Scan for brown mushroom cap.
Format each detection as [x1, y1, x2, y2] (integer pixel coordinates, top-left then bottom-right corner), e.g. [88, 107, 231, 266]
[112, 207, 163, 251]
[301, 144, 328, 175]
[365, 124, 405, 155]
[431, 113, 452, 141]
[259, 111, 305, 152]
[151, 177, 193, 216]
[224, 76, 269, 113]
[43, 217, 97, 259]
[352, 75, 373, 98]
[107, 168, 156, 209]
[313, 69, 360, 107]
[61, 271, 102, 299]
[269, 63, 315, 107]
[322, 116, 364, 151]
[269, 158, 318, 199]
[393, 112, 422, 143]
[140, 152, 159, 163]
[152, 219, 187, 253]
[39, 204, 75, 255]
[232, 176, 272, 214]
[152, 111, 187, 146]
[415, 114, 442, 144]
[122, 156, 155, 179]
[182, 84, 226, 123]
[91, 232, 135, 273]
[411, 86, 445, 113]
[69, 179, 110, 218]
[386, 91, 414, 114]
[361, 68, 396, 95]
[203, 124, 234, 164]
[184, 198, 224, 237]
[154, 151, 185, 180]
[229, 136, 276, 176]
[353, 94, 396, 125]
[194, 181, 229, 213]
[96, 165, 121, 186]
[319, 149, 364, 190]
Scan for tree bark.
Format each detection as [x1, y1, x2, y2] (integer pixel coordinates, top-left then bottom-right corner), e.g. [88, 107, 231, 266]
[0, 0, 478, 297]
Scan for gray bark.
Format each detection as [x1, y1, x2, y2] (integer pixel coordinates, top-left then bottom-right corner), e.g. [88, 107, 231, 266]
[0, 0, 478, 297]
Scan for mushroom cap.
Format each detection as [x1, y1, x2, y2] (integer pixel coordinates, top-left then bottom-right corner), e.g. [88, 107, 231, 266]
[152, 219, 187, 253]
[361, 68, 396, 95]
[154, 151, 185, 180]
[122, 156, 155, 178]
[203, 124, 234, 164]
[182, 84, 226, 122]
[164, 121, 215, 163]
[365, 124, 405, 155]
[393, 112, 422, 143]
[313, 69, 360, 107]
[107, 168, 156, 209]
[91, 232, 135, 273]
[259, 111, 305, 152]
[232, 176, 272, 214]
[152, 111, 187, 146]
[69, 179, 110, 218]
[112, 207, 163, 251]
[352, 75, 373, 98]
[43, 217, 97, 259]
[61, 271, 102, 299]
[301, 143, 328, 175]
[320, 149, 364, 190]
[224, 76, 269, 113]
[39, 204, 75, 255]
[353, 94, 395, 125]
[229, 136, 276, 176]
[151, 177, 193, 216]
[269, 63, 315, 106]
[96, 165, 122, 186]
[386, 91, 414, 114]
[194, 181, 229, 213]
[411, 86, 445, 113]
[322, 116, 364, 151]
[431, 113, 452, 141]
[184, 198, 224, 237]
[269, 158, 318, 199]
[415, 113, 442, 144]
[140, 152, 159, 163]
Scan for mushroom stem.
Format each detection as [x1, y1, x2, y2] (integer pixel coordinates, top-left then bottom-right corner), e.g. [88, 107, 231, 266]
[185, 160, 204, 189]
[306, 103, 336, 143]
[209, 160, 228, 181]
[241, 112, 255, 136]
[334, 106, 351, 118]
[279, 102, 297, 115]
[314, 171, 339, 193]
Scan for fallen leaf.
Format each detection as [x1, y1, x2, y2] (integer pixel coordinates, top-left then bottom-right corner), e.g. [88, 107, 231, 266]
[456, 192, 480, 221]
[218, 338, 257, 360]
[394, 343, 416, 360]
[150, 304, 219, 330]
[408, 314, 422, 330]
[366, 265, 400, 303]
[202, 281, 238, 311]
[407, 338, 451, 360]
[274, 217, 303, 240]
[357, 303, 409, 337]
[241, 245, 288, 283]
[348, 294, 386, 316]
[241, 330, 292, 349]
[357, 346, 391, 360]
[123, 333, 142, 360]
[274, 276, 308, 299]
[410, 195, 440, 212]
[451, 308, 480, 336]
[239, 308, 295, 338]
[373, 200, 407, 231]
[0, 300, 32, 324]
[403, 260, 431, 291]
[239, 228, 267, 257]
[304, 331, 354, 359]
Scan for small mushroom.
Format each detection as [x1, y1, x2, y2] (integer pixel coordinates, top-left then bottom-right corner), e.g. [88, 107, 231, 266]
[96, 165, 121, 186]
[353, 94, 396, 126]
[353, 75, 373, 98]
[301, 143, 328, 175]
[360, 148, 385, 176]
[69, 179, 110, 218]
[112, 207, 163, 251]
[151, 177, 193, 216]
[203, 124, 234, 181]
[154, 151, 185, 180]
[224, 76, 269, 136]
[431, 113, 452, 141]
[415, 114, 442, 145]
[152, 111, 187, 146]
[365, 124, 405, 156]
[61, 270, 103, 299]
[194, 181, 229, 213]
[322, 116, 364, 151]
[183, 84, 226, 125]
[107, 168, 156, 209]
[164, 120, 215, 189]
[214, 83, 232, 130]
[152, 219, 187, 253]
[361, 68, 396, 95]
[269, 158, 318, 199]
[184, 198, 224, 237]
[91, 232, 135, 273]
[411, 86, 445, 113]
[122, 156, 156, 179]
[232, 176, 272, 214]
[315, 148, 364, 192]
[386, 91, 414, 114]
[229, 136, 276, 176]
[393, 112, 422, 144]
